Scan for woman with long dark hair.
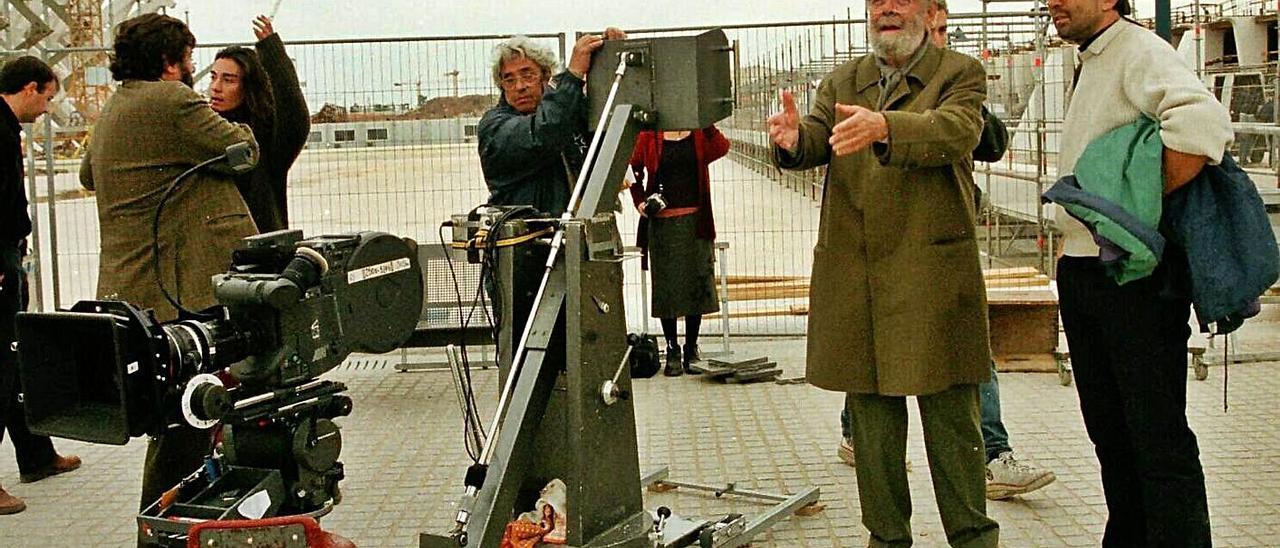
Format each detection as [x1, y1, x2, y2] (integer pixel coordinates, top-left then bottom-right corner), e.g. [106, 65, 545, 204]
[629, 125, 730, 376]
[208, 15, 309, 232]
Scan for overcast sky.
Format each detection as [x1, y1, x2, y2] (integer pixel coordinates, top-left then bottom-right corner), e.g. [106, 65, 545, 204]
[164, 0, 1165, 111]
[171, 0, 1164, 44]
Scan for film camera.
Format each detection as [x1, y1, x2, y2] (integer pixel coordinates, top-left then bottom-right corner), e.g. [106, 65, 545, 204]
[16, 229, 422, 545]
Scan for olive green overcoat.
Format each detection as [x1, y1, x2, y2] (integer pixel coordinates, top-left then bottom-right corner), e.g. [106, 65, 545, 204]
[778, 44, 992, 396]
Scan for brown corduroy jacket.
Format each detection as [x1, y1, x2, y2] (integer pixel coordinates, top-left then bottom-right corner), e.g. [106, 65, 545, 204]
[82, 79, 259, 322]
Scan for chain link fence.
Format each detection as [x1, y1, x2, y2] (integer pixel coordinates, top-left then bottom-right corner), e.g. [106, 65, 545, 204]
[16, 12, 1278, 337]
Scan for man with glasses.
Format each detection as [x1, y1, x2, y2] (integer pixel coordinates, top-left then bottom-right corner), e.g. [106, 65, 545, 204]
[768, 0, 999, 543]
[476, 31, 622, 381]
[835, 0, 1056, 504]
[479, 30, 622, 216]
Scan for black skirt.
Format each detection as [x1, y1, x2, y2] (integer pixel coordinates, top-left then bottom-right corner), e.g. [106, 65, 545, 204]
[647, 214, 720, 318]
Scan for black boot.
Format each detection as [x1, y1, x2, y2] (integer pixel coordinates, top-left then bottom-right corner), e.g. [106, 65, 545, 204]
[663, 345, 683, 377]
[683, 343, 701, 375]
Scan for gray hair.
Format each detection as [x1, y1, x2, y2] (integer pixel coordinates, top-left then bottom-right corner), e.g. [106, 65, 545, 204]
[491, 36, 560, 88]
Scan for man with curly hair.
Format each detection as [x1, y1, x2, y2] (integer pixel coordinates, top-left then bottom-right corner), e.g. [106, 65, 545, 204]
[476, 30, 622, 390]
[79, 12, 259, 524]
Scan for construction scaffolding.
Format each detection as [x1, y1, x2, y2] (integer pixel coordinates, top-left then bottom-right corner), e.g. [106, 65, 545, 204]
[5, 1, 173, 141]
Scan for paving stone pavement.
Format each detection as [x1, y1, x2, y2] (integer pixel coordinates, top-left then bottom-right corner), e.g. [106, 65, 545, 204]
[2, 331, 1279, 547]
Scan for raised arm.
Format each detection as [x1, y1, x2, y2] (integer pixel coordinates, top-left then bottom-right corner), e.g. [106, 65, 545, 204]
[255, 28, 311, 166]
[773, 82, 836, 171]
[872, 58, 985, 169]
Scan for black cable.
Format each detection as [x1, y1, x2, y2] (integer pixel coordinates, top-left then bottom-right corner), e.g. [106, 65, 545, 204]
[438, 205, 542, 462]
[439, 222, 488, 461]
[481, 205, 534, 361]
[469, 205, 538, 459]
[152, 155, 228, 320]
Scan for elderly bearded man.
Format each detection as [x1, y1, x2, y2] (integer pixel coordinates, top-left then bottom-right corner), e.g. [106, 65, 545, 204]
[768, 0, 999, 544]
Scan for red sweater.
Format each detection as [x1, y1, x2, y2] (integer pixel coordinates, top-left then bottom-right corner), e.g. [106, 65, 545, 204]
[628, 125, 730, 259]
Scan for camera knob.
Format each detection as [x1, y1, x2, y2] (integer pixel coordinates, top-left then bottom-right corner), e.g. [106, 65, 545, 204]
[193, 384, 230, 421]
[180, 374, 227, 428]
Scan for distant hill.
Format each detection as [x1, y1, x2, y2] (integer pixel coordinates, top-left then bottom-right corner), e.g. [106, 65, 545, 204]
[310, 94, 498, 124]
[402, 94, 497, 119]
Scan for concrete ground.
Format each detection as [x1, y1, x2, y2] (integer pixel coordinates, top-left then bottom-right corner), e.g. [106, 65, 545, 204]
[12, 142, 1280, 547]
[2, 322, 1279, 547]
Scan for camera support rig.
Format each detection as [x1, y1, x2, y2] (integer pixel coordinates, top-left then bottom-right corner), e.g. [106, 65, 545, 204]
[421, 29, 821, 548]
[17, 230, 424, 547]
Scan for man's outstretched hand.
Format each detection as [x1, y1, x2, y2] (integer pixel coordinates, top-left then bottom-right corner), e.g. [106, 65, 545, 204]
[768, 90, 800, 153]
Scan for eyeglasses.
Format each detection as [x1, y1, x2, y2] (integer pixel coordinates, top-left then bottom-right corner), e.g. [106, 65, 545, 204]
[500, 68, 544, 90]
[870, 0, 918, 8]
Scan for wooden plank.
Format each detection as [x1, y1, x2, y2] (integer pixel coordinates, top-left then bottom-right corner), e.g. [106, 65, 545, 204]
[726, 275, 808, 284]
[987, 289, 1058, 305]
[705, 305, 809, 320]
[719, 268, 1041, 285]
[725, 285, 810, 301]
[722, 279, 1054, 300]
[981, 266, 1041, 280]
[994, 353, 1059, 373]
[726, 281, 811, 291]
[984, 275, 1051, 289]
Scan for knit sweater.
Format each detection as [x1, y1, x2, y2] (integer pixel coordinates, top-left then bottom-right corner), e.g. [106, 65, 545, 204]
[1056, 20, 1232, 257]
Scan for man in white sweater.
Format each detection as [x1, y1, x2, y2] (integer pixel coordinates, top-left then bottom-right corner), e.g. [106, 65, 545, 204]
[1049, 0, 1231, 545]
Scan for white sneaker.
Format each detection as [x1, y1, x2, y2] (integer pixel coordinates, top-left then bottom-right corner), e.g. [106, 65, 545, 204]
[985, 451, 1056, 500]
[837, 438, 911, 470]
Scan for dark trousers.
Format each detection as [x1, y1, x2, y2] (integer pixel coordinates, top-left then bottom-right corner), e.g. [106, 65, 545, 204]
[505, 245, 566, 372]
[0, 260, 56, 476]
[1057, 256, 1211, 548]
[846, 384, 999, 547]
[842, 360, 1012, 462]
[138, 425, 213, 511]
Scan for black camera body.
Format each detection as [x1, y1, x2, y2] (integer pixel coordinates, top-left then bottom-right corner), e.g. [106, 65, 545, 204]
[16, 230, 423, 545]
[642, 193, 668, 217]
[18, 229, 422, 444]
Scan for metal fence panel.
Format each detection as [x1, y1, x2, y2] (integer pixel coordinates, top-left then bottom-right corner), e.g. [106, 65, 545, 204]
[23, 14, 1279, 337]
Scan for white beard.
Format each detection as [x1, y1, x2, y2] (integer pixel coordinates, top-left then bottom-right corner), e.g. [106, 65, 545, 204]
[870, 18, 927, 65]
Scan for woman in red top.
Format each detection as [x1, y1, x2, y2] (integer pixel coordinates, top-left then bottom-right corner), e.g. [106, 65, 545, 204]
[629, 125, 730, 376]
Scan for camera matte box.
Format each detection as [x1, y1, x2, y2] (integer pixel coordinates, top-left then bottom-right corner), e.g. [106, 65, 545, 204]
[587, 29, 733, 131]
[16, 310, 139, 445]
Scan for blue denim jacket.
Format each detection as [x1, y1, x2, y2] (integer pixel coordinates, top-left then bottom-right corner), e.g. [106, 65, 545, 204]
[1162, 154, 1279, 334]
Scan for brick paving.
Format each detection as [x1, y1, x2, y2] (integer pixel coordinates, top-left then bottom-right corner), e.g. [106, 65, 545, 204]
[2, 325, 1279, 547]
